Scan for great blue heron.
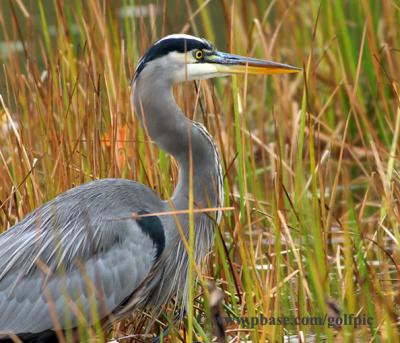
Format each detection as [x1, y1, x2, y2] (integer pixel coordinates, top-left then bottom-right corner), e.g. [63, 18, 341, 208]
[0, 34, 299, 342]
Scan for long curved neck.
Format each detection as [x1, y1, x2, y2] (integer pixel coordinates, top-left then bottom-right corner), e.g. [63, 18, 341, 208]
[132, 76, 222, 214]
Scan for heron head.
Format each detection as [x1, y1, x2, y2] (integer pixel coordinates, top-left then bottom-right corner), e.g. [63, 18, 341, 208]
[134, 34, 300, 83]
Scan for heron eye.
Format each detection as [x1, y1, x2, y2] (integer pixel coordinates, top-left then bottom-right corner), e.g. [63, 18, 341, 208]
[195, 50, 204, 60]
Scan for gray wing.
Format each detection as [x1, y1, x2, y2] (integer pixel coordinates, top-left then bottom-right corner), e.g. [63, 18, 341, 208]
[0, 179, 165, 335]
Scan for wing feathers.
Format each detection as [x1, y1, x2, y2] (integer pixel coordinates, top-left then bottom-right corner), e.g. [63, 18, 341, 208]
[0, 179, 165, 335]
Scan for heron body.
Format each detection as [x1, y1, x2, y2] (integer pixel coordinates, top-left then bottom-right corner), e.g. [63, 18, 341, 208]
[0, 34, 299, 341]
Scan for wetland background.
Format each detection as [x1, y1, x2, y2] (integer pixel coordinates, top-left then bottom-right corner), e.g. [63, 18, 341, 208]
[1, 0, 399, 342]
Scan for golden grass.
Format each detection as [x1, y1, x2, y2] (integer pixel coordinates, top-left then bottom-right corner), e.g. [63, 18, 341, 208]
[0, 0, 399, 342]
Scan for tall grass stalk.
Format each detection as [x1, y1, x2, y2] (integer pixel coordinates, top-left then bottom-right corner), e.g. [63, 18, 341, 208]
[0, 1, 399, 342]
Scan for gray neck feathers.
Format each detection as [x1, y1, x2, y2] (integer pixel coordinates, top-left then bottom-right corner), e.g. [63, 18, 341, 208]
[132, 75, 223, 215]
[130, 73, 223, 314]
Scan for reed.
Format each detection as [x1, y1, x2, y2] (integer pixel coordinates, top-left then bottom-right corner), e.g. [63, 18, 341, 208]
[0, 1, 399, 341]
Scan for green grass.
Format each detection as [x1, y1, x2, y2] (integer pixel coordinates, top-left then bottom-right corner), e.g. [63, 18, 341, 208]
[1, 0, 399, 342]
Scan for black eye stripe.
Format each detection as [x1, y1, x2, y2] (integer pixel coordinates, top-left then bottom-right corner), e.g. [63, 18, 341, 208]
[134, 37, 214, 78]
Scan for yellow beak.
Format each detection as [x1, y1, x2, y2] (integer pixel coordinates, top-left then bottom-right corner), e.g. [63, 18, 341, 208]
[207, 51, 301, 75]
